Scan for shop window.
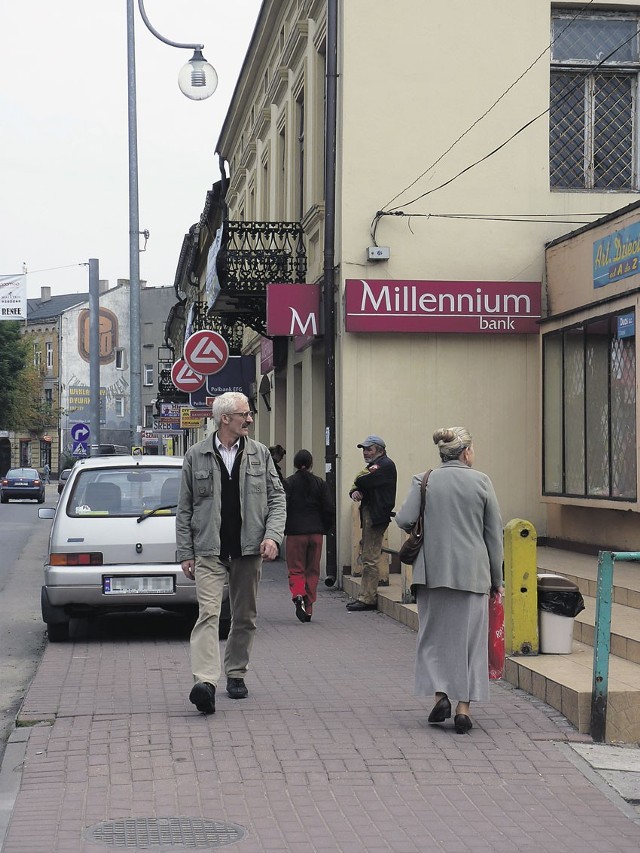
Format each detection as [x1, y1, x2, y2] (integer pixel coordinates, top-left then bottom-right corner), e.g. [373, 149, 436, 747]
[550, 10, 640, 190]
[543, 311, 637, 499]
[20, 440, 31, 466]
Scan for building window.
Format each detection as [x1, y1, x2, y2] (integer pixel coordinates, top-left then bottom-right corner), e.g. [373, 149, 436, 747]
[115, 348, 125, 370]
[33, 343, 41, 369]
[543, 311, 637, 499]
[44, 388, 53, 407]
[20, 440, 31, 466]
[550, 10, 640, 190]
[115, 397, 125, 418]
[144, 404, 154, 428]
[46, 341, 53, 370]
[143, 364, 153, 386]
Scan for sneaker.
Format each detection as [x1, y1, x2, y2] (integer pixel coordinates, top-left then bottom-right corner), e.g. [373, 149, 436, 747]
[189, 681, 216, 714]
[294, 594, 307, 623]
[226, 677, 249, 699]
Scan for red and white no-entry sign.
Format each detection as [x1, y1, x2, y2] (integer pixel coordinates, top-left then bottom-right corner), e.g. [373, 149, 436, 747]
[183, 330, 229, 376]
[171, 358, 205, 392]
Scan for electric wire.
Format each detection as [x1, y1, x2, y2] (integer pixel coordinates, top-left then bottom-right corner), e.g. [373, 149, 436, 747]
[372, 17, 640, 243]
[380, 0, 596, 214]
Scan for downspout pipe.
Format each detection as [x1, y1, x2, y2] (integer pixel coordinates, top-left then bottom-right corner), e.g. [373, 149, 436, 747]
[323, 0, 338, 584]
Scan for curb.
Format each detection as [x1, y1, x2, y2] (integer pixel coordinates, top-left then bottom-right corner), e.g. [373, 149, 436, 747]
[0, 729, 30, 852]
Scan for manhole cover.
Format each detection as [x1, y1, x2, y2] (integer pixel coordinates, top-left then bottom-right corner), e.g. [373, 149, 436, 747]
[85, 817, 246, 849]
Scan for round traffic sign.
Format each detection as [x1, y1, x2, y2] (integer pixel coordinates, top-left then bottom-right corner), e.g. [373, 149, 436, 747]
[183, 330, 229, 376]
[170, 358, 205, 393]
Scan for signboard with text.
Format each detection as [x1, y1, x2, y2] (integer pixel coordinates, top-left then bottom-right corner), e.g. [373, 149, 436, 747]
[593, 221, 640, 288]
[344, 279, 541, 334]
[266, 283, 321, 337]
[190, 356, 256, 406]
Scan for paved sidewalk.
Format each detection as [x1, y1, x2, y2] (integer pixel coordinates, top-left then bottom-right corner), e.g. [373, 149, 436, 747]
[2, 564, 640, 852]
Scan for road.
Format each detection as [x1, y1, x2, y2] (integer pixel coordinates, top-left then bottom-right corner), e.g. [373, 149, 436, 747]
[0, 489, 53, 764]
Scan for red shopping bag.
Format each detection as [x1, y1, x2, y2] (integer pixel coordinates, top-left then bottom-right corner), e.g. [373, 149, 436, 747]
[488, 591, 505, 680]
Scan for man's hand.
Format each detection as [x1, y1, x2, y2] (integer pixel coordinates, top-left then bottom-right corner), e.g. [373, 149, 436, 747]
[350, 490, 363, 502]
[260, 539, 278, 561]
[181, 559, 195, 580]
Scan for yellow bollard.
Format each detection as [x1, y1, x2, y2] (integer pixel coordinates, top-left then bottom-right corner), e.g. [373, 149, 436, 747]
[503, 518, 538, 655]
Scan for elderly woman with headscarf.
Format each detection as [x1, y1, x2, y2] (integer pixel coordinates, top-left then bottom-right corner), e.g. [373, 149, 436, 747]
[395, 427, 504, 734]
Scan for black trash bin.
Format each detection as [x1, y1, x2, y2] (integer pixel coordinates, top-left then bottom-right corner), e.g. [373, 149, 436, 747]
[537, 574, 585, 654]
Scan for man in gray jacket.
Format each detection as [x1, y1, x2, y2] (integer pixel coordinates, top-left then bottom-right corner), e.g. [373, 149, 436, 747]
[177, 392, 286, 714]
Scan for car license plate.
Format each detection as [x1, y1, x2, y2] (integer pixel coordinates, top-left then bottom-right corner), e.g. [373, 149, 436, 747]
[103, 576, 174, 595]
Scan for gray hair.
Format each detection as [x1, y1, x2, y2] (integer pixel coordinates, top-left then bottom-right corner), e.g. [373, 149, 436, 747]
[433, 427, 472, 461]
[212, 392, 249, 428]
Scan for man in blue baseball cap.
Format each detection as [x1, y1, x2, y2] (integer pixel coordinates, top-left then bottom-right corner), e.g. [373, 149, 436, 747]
[347, 435, 397, 611]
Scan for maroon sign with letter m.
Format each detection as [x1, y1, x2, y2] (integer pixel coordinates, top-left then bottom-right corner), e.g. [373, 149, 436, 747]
[344, 279, 541, 334]
[266, 283, 321, 336]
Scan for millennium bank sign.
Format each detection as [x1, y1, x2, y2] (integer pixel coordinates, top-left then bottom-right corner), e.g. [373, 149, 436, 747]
[344, 279, 541, 334]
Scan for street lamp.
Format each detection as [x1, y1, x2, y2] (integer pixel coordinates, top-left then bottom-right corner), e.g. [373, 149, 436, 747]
[127, 0, 217, 444]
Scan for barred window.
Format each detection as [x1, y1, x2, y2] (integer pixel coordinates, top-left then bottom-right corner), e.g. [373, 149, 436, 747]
[550, 11, 640, 191]
[543, 312, 637, 500]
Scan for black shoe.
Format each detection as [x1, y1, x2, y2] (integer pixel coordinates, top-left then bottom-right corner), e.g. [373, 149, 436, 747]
[226, 677, 249, 699]
[304, 613, 312, 622]
[377, 579, 390, 587]
[294, 595, 307, 623]
[427, 695, 452, 724]
[346, 600, 376, 611]
[454, 714, 473, 734]
[189, 681, 216, 714]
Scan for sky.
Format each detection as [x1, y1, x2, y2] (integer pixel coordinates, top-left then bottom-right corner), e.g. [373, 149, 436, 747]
[0, 1, 263, 299]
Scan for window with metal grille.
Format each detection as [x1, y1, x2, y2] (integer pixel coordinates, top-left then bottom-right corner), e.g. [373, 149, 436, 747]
[550, 11, 640, 191]
[543, 311, 637, 500]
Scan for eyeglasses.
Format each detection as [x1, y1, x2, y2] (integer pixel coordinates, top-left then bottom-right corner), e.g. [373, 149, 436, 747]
[229, 411, 255, 419]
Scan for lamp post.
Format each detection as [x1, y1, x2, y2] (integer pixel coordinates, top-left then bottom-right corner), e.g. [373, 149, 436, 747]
[126, 0, 217, 445]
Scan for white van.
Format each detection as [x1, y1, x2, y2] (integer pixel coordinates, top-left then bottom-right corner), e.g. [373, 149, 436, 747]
[38, 454, 230, 641]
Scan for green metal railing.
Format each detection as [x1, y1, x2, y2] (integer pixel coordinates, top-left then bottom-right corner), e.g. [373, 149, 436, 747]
[590, 550, 640, 742]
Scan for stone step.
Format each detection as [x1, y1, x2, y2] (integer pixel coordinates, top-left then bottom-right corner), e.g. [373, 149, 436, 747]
[574, 595, 640, 665]
[537, 545, 640, 611]
[504, 641, 640, 743]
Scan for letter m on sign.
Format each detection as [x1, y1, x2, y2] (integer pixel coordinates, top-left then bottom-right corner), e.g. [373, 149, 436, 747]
[266, 284, 321, 336]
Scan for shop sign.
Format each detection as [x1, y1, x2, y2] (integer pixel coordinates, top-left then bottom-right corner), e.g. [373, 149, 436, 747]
[617, 312, 635, 339]
[190, 356, 256, 406]
[344, 279, 541, 334]
[593, 221, 640, 288]
[266, 284, 321, 337]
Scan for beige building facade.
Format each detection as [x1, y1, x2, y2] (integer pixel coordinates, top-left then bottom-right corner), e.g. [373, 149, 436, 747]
[175, 1, 640, 570]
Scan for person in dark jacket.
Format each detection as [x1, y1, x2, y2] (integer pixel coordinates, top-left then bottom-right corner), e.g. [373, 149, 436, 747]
[346, 435, 397, 611]
[269, 445, 286, 485]
[284, 449, 334, 622]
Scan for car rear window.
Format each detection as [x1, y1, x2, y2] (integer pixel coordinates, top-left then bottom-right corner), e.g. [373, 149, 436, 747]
[66, 467, 181, 517]
[6, 468, 38, 478]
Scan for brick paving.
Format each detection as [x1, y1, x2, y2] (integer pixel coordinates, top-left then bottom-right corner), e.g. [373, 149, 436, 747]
[2, 563, 640, 852]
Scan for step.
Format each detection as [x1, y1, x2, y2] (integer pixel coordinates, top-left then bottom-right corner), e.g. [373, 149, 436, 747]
[574, 595, 640, 665]
[505, 641, 640, 743]
[537, 545, 640, 610]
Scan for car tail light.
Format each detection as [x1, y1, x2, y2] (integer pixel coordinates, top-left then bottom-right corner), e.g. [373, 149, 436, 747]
[50, 553, 103, 566]
[1, 480, 7, 486]
[33, 479, 42, 485]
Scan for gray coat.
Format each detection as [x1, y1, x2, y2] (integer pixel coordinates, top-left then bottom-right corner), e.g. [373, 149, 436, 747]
[176, 435, 286, 561]
[395, 460, 503, 594]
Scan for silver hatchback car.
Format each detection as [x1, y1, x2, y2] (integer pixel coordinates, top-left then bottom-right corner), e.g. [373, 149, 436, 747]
[38, 454, 230, 641]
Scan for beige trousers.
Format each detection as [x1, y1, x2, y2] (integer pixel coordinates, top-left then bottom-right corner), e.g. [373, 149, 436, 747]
[359, 506, 389, 604]
[191, 554, 262, 686]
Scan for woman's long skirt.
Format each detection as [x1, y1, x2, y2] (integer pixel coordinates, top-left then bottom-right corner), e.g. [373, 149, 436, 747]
[415, 586, 489, 702]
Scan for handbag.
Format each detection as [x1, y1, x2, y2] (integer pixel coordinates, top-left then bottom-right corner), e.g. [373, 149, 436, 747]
[398, 470, 431, 564]
[488, 590, 505, 680]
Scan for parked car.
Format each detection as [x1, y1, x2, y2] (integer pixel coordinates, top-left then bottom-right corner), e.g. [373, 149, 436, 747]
[38, 454, 231, 642]
[1, 467, 45, 503]
[57, 468, 72, 495]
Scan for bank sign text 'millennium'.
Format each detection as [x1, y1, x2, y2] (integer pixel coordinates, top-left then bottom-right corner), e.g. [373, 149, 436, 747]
[344, 280, 541, 334]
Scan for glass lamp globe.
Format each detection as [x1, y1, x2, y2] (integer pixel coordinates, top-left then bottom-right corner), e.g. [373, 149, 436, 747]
[178, 49, 218, 100]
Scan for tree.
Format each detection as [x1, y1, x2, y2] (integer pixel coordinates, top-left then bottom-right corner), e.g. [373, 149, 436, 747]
[0, 322, 28, 430]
